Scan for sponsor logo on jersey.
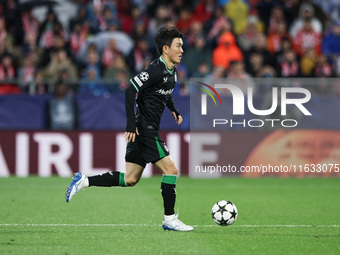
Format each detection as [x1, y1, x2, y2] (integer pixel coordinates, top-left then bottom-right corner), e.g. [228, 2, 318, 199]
[139, 72, 149, 81]
[163, 77, 168, 82]
[156, 88, 174, 95]
[134, 76, 143, 87]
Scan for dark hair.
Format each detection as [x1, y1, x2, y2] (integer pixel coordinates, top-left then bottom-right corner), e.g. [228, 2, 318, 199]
[154, 26, 184, 55]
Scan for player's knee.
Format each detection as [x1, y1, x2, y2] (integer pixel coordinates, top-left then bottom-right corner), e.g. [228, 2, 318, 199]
[163, 164, 178, 176]
[125, 175, 140, 187]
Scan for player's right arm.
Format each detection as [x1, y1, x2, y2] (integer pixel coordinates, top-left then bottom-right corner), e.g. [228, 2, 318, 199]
[124, 84, 138, 142]
[124, 65, 161, 142]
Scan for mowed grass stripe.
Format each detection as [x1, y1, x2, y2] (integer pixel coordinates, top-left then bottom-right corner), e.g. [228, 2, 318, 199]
[1, 223, 339, 227]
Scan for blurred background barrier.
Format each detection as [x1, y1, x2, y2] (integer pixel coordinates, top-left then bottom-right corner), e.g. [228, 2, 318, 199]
[0, 131, 189, 177]
[1, 129, 339, 178]
[1, 78, 340, 130]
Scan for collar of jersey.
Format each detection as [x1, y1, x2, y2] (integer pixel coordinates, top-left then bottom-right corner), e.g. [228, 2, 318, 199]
[159, 56, 174, 75]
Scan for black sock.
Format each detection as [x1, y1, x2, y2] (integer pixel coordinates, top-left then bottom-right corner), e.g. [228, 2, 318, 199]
[88, 171, 127, 187]
[161, 182, 176, 215]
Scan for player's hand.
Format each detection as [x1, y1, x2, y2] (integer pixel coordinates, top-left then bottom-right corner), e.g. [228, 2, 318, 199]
[124, 128, 139, 142]
[172, 112, 183, 125]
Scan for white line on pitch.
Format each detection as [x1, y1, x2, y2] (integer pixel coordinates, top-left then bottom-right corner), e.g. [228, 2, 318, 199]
[0, 224, 339, 228]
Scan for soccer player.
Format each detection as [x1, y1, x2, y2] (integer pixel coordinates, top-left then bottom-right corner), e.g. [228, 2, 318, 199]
[65, 26, 193, 232]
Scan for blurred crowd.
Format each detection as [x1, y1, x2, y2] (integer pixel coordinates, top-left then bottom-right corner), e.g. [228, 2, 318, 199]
[0, 0, 340, 96]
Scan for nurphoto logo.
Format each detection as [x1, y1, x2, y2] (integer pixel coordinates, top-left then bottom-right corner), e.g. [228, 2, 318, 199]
[198, 83, 312, 128]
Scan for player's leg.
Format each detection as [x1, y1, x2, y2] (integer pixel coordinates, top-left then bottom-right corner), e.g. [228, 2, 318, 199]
[125, 162, 144, 186]
[65, 169, 126, 202]
[65, 164, 144, 202]
[66, 137, 145, 202]
[87, 162, 144, 187]
[154, 155, 193, 231]
[154, 155, 178, 216]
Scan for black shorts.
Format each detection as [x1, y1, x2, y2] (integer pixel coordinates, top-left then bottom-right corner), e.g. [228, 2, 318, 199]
[125, 132, 170, 168]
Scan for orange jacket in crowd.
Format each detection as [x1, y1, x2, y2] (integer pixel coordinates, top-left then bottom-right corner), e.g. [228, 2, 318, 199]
[212, 32, 243, 69]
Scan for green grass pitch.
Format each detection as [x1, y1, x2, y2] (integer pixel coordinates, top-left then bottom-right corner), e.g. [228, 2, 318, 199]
[0, 177, 339, 255]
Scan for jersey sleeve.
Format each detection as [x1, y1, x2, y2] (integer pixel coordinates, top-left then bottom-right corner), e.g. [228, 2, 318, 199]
[166, 94, 180, 117]
[125, 84, 137, 132]
[129, 64, 162, 93]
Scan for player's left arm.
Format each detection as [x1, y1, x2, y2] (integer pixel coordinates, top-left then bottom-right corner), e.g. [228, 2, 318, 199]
[166, 95, 183, 125]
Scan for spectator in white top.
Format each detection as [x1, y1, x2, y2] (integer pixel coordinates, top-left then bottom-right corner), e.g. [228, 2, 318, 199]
[289, 3, 322, 38]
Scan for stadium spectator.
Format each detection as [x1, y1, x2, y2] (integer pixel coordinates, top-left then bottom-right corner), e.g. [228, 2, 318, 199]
[44, 49, 78, 82]
[274, 36, 293, 65]
[78, 67, 109, 97]
[314, 0, 340, 22]
[86, 0, 118, 34]
[82, 47, 101, 78]
[246, 33, 272, 66]
[192, 62, 211, 78]
[69, 5, 88, 31]
[0, 0, 339, 97]
[69, 21, 89, 58]
[322, 21, 340, 56]
[47, 80, 77, 130]
[246, 52, 265, 77]
[101, 38, 122, 71]
[293, 18, 322, 57]
[209, 66, 227, 93]
[313, 54, 334, 78]
[176, 7, 194, 36]
[18, 52, 36, 93]
[0, 52, 15, 80]
[3, 0, 22, 45]
[130, 19, 149, 43]
[322, 21, 340, 76]
[238, 14, 262, 52]
[277, 48, 300, 78]
[300, 47, 318, 77]
[127, 36, 153, 75]
[0, 18, 6, 43]
[291, 0, 329, 30]
[33, 69, 48, 95]
[21, 8, 39, 40]
[193, 0, 215, 23]
[0, 52, 19, 94]
[204, 5, 232, 48]
[21, 29, 43, 64]
[38, 9, 64, 49]
[100, 5, 120, 31]
[289, 3, 322, 38]
[227, 60, 255, 94]
[120, 5, 148, 35]
[186, 20, 204, 47]
[182, 34, 212, 76]
[256, 0, 286, 32]
[148, 5, 170, 38]
[212, 31, 243, 70]
[210, 66, 226, 79]
[173, 63, 189, 96]
[224, 0, 249, 35]
[267, 20, 291, 56]
[267, 5, 286, 34]
[103, 55, 130, 92]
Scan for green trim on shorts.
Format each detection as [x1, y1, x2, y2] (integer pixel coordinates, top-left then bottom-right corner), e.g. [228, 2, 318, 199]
[155, 137, 166, 159]
[119, 172, 127, 187]
[161, 175, 177, 185]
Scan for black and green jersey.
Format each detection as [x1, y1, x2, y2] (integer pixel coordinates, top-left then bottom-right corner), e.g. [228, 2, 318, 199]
[126, 56, 180, 132]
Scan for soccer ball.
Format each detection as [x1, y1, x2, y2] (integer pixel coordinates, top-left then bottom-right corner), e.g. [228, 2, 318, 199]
[211, 200, 238, 226]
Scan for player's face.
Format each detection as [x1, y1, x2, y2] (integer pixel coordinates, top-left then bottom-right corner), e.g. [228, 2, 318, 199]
[168, 38, 184, 64]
